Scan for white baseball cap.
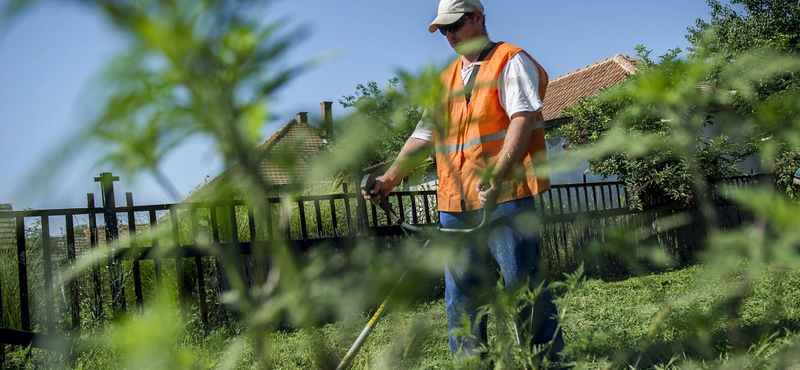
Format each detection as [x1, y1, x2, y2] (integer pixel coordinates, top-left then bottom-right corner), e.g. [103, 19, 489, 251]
[428, 0, 484, 33]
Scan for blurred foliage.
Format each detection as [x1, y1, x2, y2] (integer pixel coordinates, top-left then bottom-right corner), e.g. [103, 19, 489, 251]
[549, 0, 800, 208]
[4, 0, 800, 369]
[320, 75, 439, 195]
[688, 0, 800, 61]
[539, 0, 800, 365]
[688, 0, 800, 200]
[3, 0, 329, 368]
[5, 0, 310, 200]
[337, 78, 424, 169]
[549, 47, 760, 209]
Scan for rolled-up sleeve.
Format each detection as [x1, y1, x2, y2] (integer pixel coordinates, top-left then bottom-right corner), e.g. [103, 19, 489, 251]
[410, 110, 434, 141]
[499, 53, 543, 118]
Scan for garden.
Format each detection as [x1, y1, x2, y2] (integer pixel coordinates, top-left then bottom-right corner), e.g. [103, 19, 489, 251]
[2, 0, 800, 368]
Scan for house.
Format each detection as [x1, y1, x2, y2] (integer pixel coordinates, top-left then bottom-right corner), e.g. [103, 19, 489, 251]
[540, 53, 763, 179]
[187, 102, 335, 201]
[542, 54, 638, 184]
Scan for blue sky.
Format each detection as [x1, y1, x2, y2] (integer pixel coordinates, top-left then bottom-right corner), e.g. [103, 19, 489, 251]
[0, 0, 724, 209]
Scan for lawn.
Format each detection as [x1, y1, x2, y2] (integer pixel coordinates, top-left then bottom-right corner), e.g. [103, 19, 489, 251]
[224, 263, 800, 369]
[8, 262, 800, 369]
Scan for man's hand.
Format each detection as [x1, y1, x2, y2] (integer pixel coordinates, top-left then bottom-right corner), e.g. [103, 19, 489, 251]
[475, 111, 537, 208]
[360, 138, 432, 206]
[362, 175, 394, 205]
[476, 177, 500, 208]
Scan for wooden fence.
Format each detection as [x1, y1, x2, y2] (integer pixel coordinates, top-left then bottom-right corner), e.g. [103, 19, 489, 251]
[0, 172, 767, 362]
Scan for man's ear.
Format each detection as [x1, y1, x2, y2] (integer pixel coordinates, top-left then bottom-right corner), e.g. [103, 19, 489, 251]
[473, 10, 484, 25]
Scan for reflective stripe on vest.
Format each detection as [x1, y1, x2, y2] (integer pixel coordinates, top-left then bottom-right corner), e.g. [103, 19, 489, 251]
[434, 121, 544, 154]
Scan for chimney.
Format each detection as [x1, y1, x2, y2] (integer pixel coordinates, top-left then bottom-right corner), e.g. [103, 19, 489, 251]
[320, 101, 333, 138]
[296, 112, 308, 124]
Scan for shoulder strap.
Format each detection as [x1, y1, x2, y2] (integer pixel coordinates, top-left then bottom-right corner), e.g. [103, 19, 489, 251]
[464, 41, 497, 104]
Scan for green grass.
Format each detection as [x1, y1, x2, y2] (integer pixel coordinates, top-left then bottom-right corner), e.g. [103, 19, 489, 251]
[6, 263, 800, 369]
[263, 263, 800, 369]
[558, 264, 800, 369]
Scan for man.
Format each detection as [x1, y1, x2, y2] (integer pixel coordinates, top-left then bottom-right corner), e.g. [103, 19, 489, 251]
[363, 0, 564, 361]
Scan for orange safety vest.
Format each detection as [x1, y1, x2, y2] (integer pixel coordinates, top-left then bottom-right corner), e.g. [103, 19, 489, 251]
[434, 42, 551, 212]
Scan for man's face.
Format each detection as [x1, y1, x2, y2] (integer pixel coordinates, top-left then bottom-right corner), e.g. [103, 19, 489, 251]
[441, 11, 485, 54]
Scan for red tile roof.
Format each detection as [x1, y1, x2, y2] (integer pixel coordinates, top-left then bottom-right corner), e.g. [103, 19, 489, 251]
[542, 54, 637, 122]
[255, 119, 327, 186]
[186, 120, 327, 200]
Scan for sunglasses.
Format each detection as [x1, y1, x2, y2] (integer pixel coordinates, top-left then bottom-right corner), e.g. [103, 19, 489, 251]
[438, 12, 474, 35]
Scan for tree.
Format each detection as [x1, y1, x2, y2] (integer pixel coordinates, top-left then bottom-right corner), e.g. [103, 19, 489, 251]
[337, 78, 423, 169]
[688, 0, 800, 57]
[549, 0, 800, 207]
[545, 25, 800, 363]
[548, 47, 758, 208]
[687, 0, 800, 198]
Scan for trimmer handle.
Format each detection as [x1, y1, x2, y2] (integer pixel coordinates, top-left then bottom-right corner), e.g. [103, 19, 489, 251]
[361, 174, 398, 223]
[360, 173, 491, 234]
[360, 174, 377, 195]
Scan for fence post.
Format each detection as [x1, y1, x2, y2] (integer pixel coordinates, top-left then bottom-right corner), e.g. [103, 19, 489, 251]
[15, 215, 30, 332]
[126, 193, 144, 311]
[87, 194, 103, 320]
[40, 216, 55, 334]
[94, 172, 126, 317]
[342, 183, 353, 236]
[65, 214, 80, 330]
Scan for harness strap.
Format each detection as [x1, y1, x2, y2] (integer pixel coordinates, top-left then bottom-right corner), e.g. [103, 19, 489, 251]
[464, 42, 497, 104]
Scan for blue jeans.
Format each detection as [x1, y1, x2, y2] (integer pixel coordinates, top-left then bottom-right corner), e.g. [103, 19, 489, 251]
[441, 197, 564, 359]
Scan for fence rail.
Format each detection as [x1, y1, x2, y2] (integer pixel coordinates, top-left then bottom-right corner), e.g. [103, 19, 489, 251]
[0, 172, 769, 361]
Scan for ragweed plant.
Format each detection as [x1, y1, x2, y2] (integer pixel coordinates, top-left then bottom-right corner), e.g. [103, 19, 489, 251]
[545, 39, 800, 368]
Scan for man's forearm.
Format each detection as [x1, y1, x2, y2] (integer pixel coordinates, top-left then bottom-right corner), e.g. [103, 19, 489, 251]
[382, 137, 434, 188]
